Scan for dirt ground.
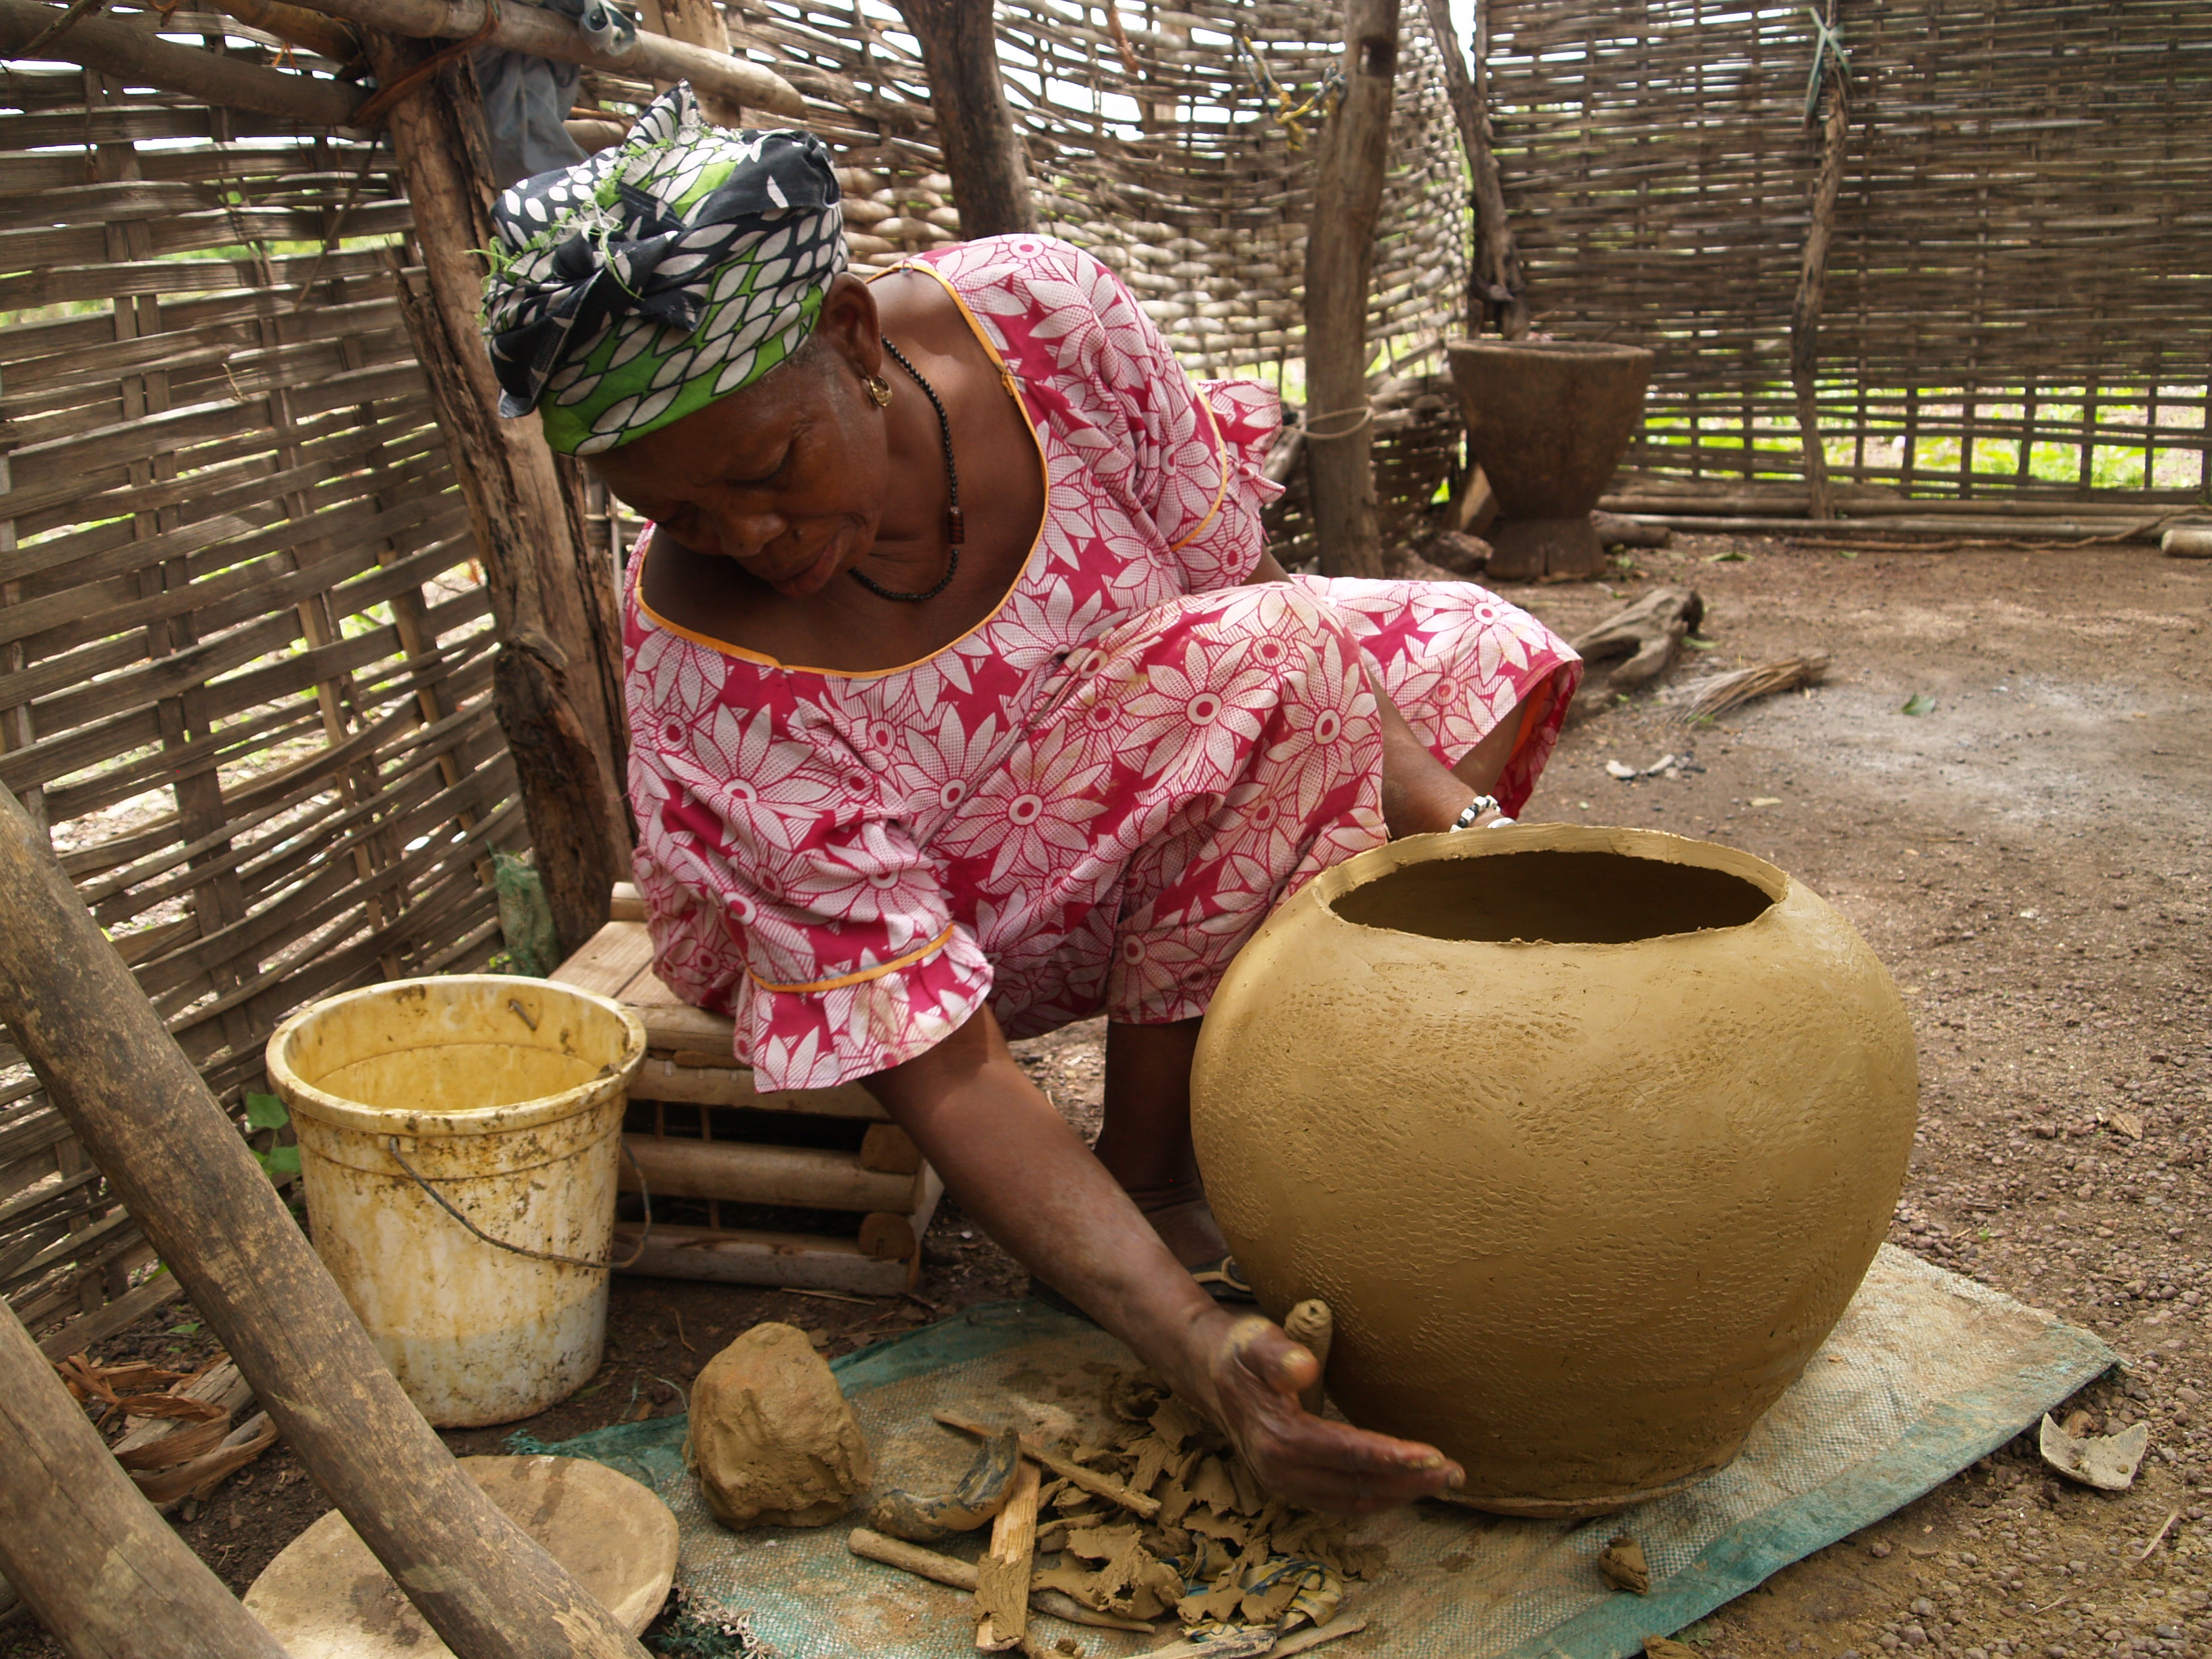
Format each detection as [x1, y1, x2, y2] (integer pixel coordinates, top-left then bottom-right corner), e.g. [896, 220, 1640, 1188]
[7, 537, 2209, 1657]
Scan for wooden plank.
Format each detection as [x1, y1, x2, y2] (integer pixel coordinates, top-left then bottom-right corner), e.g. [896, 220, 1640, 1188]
[619, 1134, 920, 1215]
[548, 919, 654, 1000]
[627, 1058, 888, 1121]
[33, 1271, 186, 1360]
[613, 1222, 913, 1296]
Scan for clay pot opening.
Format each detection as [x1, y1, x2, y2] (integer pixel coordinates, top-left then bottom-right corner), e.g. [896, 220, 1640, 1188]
[1328, 846, 1778, 944]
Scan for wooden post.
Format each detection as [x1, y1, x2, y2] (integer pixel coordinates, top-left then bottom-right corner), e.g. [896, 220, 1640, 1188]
[0, 780, 650, 1659]
[636, 0, 743, 127]
[1303, 0, 1401, 580]
[0, 1300, 290, 1659]
[1791, 5, 1851, 520]
[1423, 0, 1528, 339]
[895, 0, 1038, 237]
[365, 36, 632, 958]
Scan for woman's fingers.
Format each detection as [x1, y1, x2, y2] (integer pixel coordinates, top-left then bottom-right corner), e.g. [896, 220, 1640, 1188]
[1205, 1315, 1462, 1514]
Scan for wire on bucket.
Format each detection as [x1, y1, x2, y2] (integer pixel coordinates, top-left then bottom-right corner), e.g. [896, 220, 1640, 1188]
[386, 1134, 651, 1271]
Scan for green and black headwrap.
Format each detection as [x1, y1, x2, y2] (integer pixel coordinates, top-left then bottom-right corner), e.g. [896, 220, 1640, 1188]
[482, 83, 846, 456]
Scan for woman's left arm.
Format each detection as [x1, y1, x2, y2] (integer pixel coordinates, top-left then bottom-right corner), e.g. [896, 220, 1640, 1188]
[1242, 549, 1496, 834]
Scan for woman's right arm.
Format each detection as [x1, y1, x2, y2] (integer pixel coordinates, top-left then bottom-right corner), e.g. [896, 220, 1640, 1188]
[862, 1004, 1462, 1515]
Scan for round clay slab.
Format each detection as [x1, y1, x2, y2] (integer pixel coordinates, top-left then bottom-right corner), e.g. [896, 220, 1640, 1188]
[244, 1455, 677, 1657]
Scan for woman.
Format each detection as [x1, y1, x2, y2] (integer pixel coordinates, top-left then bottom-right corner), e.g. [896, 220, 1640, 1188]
[485, 89, 1580, 1515]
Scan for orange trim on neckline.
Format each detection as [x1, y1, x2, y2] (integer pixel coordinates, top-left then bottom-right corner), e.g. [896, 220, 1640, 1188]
[630, 259, 1050, 679]
[745, 924, 957, 994]
[1166, 391, 1230, 554]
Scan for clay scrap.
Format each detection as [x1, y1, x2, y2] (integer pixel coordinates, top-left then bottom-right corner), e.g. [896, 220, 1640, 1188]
[1595, 1534, 1652, 1595]
[687, 1323, 872, 1527]
[1012, 1370, 1380, 1635]
[2038, 1410, 2150, 1491]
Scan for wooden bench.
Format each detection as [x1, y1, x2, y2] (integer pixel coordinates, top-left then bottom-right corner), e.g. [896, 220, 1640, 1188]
[551, 893, 943, 1296]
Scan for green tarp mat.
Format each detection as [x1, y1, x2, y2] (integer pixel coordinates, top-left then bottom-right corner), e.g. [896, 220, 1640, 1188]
[531, 1246, 2113, 1658]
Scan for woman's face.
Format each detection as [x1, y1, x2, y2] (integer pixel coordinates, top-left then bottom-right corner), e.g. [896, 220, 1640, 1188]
[585, 275, 889, 600]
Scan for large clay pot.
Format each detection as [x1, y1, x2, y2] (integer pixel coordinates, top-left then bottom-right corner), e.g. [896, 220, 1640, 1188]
[1448, 339, 1654, 581]
[1189, 825, 1917, 1517]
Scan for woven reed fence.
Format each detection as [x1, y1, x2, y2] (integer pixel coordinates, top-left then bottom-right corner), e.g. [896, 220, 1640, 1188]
[1483, 0, 2212, 503]
[0, 36, 529, 1350]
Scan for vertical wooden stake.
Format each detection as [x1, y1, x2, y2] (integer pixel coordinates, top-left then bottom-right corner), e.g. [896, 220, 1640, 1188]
[1303, 0, 1401, 580]
[896, 0, 1039, 237]
[1424, 0, 1528, 340]
[1791, 11, 1851, 521]
[973, 1457, 1041, 1651]
[365, 37, 632, 957]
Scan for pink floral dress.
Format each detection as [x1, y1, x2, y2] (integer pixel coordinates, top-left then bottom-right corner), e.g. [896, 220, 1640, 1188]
[625, 237, 1581, 1091]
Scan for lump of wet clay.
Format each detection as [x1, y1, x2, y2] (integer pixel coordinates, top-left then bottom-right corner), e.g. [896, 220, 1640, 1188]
[687, 1323, 872, 1527]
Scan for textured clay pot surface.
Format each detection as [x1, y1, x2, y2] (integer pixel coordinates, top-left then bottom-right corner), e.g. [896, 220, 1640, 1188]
[1190, 824, 1919, 1516]
[1446, 339, 1656, 518]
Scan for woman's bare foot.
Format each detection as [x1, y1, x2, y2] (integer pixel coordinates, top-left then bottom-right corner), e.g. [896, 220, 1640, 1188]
[1127, 1185, 1231, 1270]
[1179, 1310, 1462, 1515]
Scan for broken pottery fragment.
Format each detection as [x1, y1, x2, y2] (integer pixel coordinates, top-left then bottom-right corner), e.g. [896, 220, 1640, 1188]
[687, 1323, 872, 1527]
[865, 1427, 1019, 1542]
[2038, 1412, 2149, 1490]
[1192, 825, 1919, 1517]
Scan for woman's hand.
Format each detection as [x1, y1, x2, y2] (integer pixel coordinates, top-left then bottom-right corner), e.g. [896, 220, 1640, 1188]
[867, 1005, 1458, 1516]
[1183, 1310, 1462, 1514]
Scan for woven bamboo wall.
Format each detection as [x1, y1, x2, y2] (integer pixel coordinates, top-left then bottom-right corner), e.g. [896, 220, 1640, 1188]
[0, 37, 526, 1349]
[1483, 0, 2212, 501]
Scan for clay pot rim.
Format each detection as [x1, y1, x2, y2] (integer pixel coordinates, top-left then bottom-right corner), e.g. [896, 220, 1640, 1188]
[1311, 823, 1790, 949]
[1446, 336, 1655, 363]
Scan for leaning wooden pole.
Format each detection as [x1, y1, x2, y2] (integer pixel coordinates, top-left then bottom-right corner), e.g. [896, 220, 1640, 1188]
[637, 0, 743, 126]
[0, 1300, 291, 1659]
[1423, 0, 1528, 339]
[288, 0, 804, 116]
[0, 780, 649, 1659]
[0, 0, 363, 121]
[367, 37, 632, 958]
[1303, 0, 1401, 580]
[895, 0, 1038, 237]
[1790, 5, 1851, 521]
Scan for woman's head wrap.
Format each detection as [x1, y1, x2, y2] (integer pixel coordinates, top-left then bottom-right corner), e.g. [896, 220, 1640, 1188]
[482, 84, 846, 456]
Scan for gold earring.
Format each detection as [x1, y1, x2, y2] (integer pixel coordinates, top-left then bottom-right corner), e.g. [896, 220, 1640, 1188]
[863, 372, 893, 408]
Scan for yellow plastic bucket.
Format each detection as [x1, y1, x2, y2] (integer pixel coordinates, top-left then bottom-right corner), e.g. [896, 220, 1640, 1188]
[266, 976, 646, 1427]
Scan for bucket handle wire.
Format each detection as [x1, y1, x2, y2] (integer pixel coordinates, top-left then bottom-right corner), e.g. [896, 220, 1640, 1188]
[386, 1134, 651, 1272]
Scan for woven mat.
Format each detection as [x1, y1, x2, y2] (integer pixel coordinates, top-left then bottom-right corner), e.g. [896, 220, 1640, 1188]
[531, 1246, 2112, 1659]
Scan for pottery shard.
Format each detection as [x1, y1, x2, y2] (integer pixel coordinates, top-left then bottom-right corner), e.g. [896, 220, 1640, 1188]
[687, 1324, 872, 1528]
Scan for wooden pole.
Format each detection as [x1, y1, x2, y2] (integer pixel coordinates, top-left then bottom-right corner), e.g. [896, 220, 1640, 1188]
[1790, 6, 1851, 520]
[367, 37, 632, 960]
[895, 0, 1038, 237]
[1422, 0, 1527, 340]
[635, 0, 741, 126]
[287, 0, 803, 116]
[0, 1300, 291, 1659]
[1302, 0, 1400, 580]
[0, 0, 364, 123]
[0, 780, 649, 1659]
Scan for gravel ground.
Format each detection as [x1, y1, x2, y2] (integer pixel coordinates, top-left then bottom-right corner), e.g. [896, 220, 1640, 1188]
[6, 537, 2208, 1656]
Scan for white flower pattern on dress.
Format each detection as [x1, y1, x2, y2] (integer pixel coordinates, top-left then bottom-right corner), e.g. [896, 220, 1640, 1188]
[625, 236, 1581, 1091]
